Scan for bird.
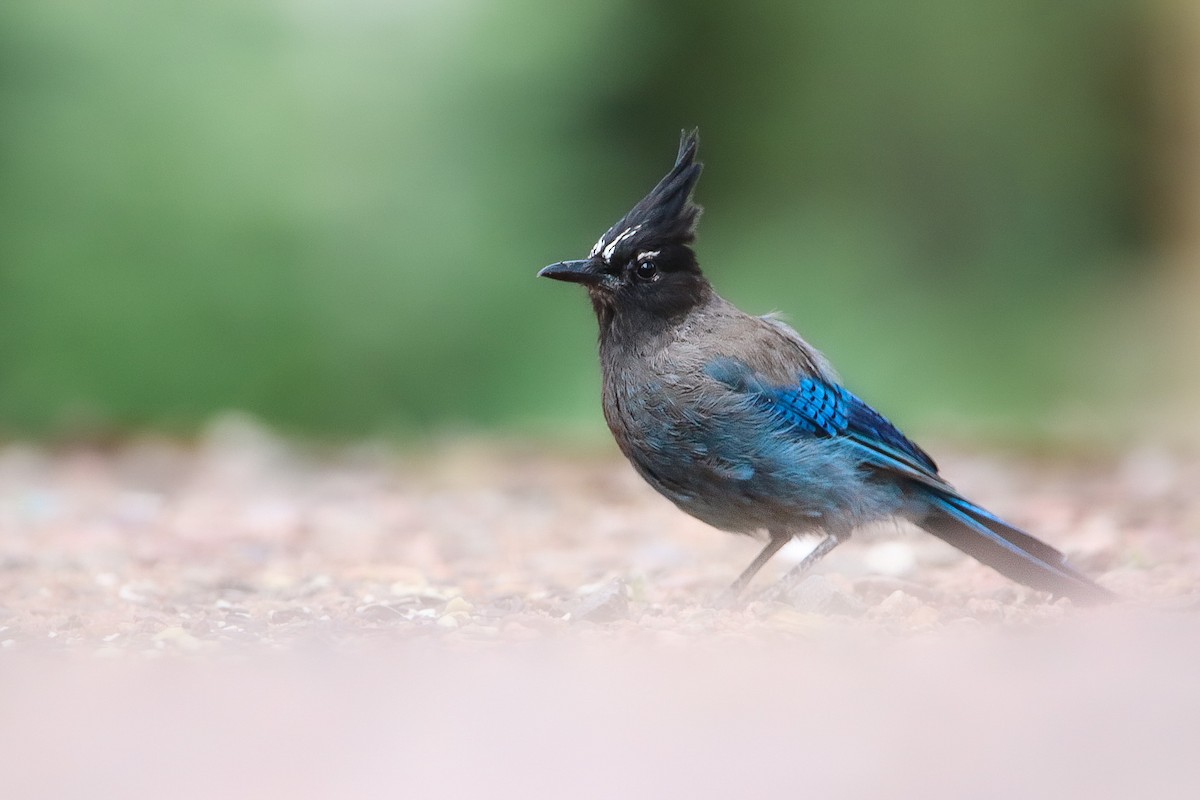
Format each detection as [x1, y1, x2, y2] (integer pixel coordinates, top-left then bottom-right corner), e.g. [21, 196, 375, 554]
[538, 130, 1113, 604]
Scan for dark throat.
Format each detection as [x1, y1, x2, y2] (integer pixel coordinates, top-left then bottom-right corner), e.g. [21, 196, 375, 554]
[594, 275, 713, 353]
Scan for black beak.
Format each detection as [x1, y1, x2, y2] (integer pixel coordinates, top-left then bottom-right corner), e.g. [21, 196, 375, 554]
[537, 259, 605, 286]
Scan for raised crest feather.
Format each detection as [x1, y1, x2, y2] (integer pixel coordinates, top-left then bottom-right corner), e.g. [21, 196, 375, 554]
[592, 129, 704, 263]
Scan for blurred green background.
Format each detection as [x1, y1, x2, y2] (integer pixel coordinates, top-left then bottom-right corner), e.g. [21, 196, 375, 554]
[1, 1, 1194, 442]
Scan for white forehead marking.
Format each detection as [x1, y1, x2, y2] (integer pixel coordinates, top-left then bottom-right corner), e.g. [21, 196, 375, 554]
[589, 234, 606, 258]
[637, 250, 661, 262]
[600, 225, 641, 263]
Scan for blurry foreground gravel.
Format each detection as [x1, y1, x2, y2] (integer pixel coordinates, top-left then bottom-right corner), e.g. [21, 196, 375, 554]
[2, 416, 1198, 798]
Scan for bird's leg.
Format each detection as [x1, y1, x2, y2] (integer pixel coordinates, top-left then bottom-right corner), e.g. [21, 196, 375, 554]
[760, 530, 849, 602]
[716, 529, 793, 607]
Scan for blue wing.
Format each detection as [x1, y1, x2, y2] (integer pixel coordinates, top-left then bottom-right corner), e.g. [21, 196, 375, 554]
[704, 357, 938, 483]
[756, 377, 947, 489]
[703, 357, 1113, 602]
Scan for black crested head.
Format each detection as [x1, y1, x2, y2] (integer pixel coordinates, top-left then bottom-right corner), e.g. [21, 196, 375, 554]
[539, 130, 711, 333]
[588, 128, 704, 261]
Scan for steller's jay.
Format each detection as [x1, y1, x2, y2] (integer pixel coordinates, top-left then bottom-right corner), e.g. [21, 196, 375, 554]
[539, 130, 1112, 604]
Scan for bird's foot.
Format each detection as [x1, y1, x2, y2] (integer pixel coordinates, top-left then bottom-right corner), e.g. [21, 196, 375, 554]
[755, 580, 791, 606]
[711, 587, 745, 610]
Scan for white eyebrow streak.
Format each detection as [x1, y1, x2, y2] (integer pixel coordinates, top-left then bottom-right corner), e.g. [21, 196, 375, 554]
[589, 233, 606, 258]
[601, 225, 641, 262]
[637, 250, 661, 261]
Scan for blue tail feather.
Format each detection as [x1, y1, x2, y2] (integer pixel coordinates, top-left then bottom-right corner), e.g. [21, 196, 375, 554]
[917, 492, 1113, 604]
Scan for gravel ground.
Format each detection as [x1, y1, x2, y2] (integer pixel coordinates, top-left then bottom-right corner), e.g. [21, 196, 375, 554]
[3, 417, 1199, 798]
[2, 416, 1196, 651]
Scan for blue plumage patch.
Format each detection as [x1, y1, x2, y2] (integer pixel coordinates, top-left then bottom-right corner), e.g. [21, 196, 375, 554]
[766, 380, 850, 437]
[761, 379, 938, 475]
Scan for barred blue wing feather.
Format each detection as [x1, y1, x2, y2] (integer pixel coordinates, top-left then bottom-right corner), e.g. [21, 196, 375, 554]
[759, 378, 945, 488]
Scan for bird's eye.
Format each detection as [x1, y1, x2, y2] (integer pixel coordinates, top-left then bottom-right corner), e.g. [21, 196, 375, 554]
[634, 261, 658, 281]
